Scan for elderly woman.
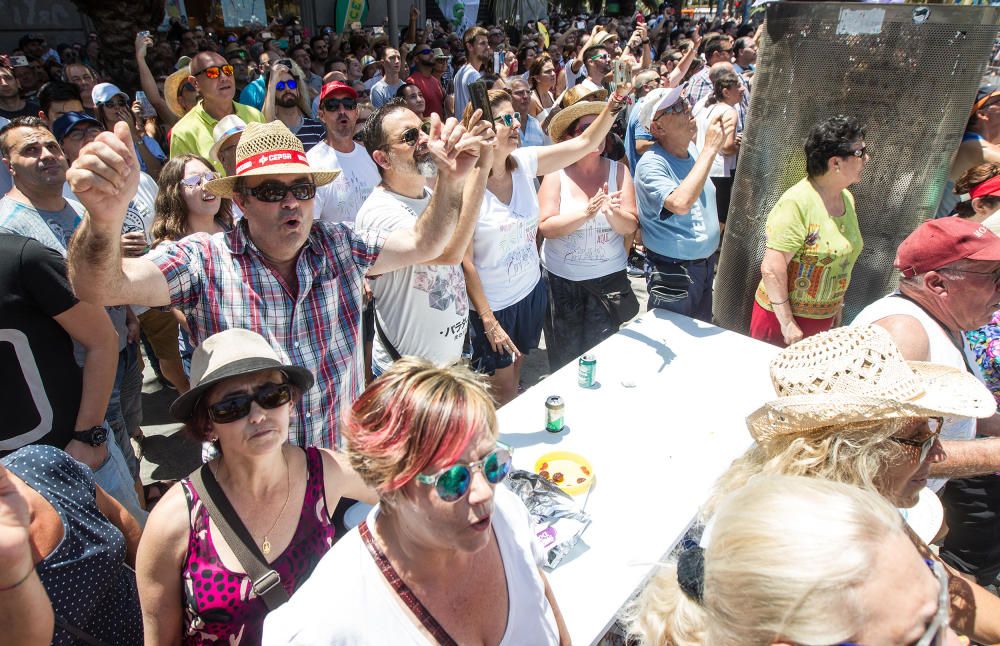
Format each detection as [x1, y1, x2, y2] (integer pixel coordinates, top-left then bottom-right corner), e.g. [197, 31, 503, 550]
[539, 100, 639, 371]
[623, 475, 963, 646]
[751, 115, 868, 346]
[461, 84, 631, 404]
[92, 81, 166, 180]
[263, 358, 569, 644]
[705, 326, 1000, 643]
[136, 329, 375, 645]
[263, 60, 325, 151]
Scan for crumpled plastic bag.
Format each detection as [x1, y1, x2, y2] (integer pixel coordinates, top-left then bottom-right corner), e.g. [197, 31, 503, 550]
[505, 469, 592, 569]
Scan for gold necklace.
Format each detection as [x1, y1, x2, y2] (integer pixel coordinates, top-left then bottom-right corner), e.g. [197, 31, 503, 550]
[261, 452, 291, 556]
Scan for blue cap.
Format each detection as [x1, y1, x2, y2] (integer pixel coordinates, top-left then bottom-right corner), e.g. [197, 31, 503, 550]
[51, 111, 103, 143]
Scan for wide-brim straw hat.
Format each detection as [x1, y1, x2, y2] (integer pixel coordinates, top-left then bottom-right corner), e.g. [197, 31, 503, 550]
[205, 121, 340, 198]
[559, 84, 608, 109]
[548, 100, 605, 141]
[746, 325, 996, 442]
[165, 64, 192, 118]
[170, 329, 314, 422]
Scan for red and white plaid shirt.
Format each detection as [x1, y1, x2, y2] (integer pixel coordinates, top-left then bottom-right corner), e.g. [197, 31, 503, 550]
[148, 220, 384, 448]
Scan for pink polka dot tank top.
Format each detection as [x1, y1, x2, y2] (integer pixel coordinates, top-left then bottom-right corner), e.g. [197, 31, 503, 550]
[180, 446, 335, 644]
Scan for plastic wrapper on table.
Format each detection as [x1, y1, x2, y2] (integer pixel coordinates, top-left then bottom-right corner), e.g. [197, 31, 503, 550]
[505, 470, 592, 569]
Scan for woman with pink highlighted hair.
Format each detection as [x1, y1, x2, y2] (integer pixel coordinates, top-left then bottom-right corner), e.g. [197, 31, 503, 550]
[263, 358, 571, 645]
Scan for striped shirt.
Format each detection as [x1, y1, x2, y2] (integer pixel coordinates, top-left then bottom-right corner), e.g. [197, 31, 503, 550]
[294, 117, 327, 152]
[147, 219, 385, 448]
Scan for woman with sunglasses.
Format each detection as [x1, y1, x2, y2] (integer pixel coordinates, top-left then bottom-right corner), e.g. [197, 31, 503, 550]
[539, 100, 639, 371]
[263, 358, 570, 645]
[623, 475, 964, 646]
[92, 82, 167, 181]
[136, 329, 375, 645]
[703, 326, 1000, 642]
[460, 85, 632, 405]
[751, 115, 869, 347]
[263, 60, 326, 152]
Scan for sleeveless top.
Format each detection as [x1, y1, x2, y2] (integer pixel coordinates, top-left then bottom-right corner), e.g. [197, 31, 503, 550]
[2, 444, 143, 646]
[541, 160, 628, 281]
[852, 294, 987, 491]
[695, 102, 738, 178]
[180, 446, 335, 645]
[936, 131, 988, 219]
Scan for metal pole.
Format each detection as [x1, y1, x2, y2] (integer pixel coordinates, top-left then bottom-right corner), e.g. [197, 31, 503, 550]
[388, 0, 400, 47]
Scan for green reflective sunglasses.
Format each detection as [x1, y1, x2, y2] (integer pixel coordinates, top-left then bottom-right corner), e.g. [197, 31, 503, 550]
[415, 443, 513, 502]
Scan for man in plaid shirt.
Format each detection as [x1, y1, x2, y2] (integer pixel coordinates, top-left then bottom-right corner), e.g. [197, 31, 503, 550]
[65, 117, 491, 448]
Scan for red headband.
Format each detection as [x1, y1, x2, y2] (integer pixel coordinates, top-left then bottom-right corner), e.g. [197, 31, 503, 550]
[966, 175, 1000, 201]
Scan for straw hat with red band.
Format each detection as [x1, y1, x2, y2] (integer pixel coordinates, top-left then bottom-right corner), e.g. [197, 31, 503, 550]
[205, 120, 340, 198]
[894, 217, 1000, 278]
[957, 174, 1000, 202]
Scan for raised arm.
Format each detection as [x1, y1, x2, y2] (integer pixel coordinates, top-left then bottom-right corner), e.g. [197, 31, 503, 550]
[534, 82, 633, 177]
[367, 114, 488, 275]
[134, 33, 178, 127]
[666, 33, 701, 88]
[66, 121, 171, 307]
[662, 112, 726, 214]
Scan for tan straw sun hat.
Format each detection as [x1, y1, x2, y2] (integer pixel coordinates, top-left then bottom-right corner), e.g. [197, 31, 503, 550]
[164, 62, 193, 118]
[746, 325, 996, 442]
[547, 100, 605, 141]
[205, 121, 340, 198]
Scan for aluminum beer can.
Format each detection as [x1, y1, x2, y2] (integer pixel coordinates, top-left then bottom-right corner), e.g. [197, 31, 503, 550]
[545, 395, 565, 433]
[578, 354, 597, 388]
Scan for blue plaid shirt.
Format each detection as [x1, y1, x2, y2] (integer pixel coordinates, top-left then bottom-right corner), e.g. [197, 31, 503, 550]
[148, 219, 384, 448]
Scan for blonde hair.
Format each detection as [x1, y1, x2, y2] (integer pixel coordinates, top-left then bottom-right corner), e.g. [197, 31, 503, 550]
[704, 418, 910, 518]
[622, 475, 904, 645]
[342, 358, 497, 499]
[263, 59, 313, 122]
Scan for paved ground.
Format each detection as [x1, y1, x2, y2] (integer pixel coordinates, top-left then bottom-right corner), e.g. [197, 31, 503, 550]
[138, 275, 649, 485]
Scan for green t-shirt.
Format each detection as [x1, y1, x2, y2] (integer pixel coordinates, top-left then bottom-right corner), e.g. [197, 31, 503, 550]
[169, 101, 263, 173]
[755, 178, 863, 319]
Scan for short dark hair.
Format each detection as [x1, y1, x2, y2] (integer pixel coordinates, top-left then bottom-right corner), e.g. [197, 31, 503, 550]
[38, 81, 82, 117]
[804, 115, 866, 178]
[394, 83, 417, 99]
[704, 37, 731, 59]
[360, 98, 413, 176]
[0, 115, 48, 158]
[734, 37, 755, 57]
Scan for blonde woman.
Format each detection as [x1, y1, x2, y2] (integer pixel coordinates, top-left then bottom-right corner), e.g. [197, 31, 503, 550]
[263, 59, 326, 151]
[623, 475, 963, 645]
[263, 358, 570, 644]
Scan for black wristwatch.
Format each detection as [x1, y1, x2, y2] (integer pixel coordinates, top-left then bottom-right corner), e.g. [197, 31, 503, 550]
[73, 425, 108, 447]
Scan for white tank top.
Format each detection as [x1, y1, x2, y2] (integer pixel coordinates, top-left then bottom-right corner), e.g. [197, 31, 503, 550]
[852, 293, 986, 491]
[695, 102, 737, 178]
[541, 161, 628, 281]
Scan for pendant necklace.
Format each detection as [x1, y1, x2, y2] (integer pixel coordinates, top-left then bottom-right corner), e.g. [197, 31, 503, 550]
[261, 452, 291, 556]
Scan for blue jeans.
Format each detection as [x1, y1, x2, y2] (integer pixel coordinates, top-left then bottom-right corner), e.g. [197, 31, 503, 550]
[105, 343, 142, 480]
[92, 425, 148, 526]
[645, 252, 715, 323]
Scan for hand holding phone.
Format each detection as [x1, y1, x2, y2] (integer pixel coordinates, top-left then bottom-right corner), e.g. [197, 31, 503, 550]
[469, 80, 494, 126]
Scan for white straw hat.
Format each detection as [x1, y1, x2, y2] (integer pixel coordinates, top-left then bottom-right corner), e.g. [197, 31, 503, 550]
[746, 325, 996, 442]
[204, 120, 340, 198]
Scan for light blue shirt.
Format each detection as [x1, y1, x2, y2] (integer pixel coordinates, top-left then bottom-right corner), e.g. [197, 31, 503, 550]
[239, 77, 266, 110]
[625, 95, 654, 173]
[635, 143, 719, 261]
[520, 115, 547, 148]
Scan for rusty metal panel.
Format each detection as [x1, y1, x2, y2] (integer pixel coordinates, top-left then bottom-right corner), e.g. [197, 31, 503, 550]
[714, 2, 1000, 334]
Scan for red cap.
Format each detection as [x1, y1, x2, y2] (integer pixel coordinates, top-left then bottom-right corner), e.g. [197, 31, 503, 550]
[319, 81, 358, 102]
[895, 217, 1000, 277]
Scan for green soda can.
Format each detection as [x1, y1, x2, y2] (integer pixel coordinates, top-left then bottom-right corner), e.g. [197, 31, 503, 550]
[578, 354, 597, 388]
[545, 395, 565, 433]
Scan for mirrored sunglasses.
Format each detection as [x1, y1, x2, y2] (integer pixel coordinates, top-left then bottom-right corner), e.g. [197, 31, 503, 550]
[276, 79, 298, 91]
[180, 172, 220, 187]
[415, 443, 514, 502]
[195, 64, 234, 79]
[495, 113, 516, 127]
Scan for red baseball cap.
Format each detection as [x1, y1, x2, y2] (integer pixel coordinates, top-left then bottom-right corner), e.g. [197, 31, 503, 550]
[319, 81, 358, 102]
[895, 217, 1000, 278]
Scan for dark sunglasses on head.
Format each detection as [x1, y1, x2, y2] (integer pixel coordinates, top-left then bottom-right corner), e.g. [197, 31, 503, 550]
[207, 382, 293, 424]
[890, 417, 943, 463]
[194, 64, 234, 79]
[841, 143, 867, 158]
[275, 79, 298, 91]
[415, 443, 514, 502]
[242, 181, 317, 203]
[322, 97, 357, 111]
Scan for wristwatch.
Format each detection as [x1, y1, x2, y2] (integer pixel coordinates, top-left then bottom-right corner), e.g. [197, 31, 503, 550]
[73, 425, 109, 447]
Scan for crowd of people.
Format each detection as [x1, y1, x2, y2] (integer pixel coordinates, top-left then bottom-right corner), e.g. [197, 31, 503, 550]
[1, 3, 1000, 645]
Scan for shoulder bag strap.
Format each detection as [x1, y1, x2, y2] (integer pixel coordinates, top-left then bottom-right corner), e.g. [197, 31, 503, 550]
[372, 304, 403, 362]
[189, 466, 290, 611]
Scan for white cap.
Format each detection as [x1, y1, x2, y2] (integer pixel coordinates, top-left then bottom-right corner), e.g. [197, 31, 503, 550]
[91, 82, 128, 106]
[209, 114, 248, 164]
[637, 85, 686, 130]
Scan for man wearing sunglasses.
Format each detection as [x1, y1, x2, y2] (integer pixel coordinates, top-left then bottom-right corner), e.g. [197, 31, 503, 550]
[170, 51, 263, 174]
[67, 114, 489, 450]
[405, 46, 445, 119]
[853, 217, 1000, 590]
[685, 35, 748, 132]
[355, 100, 494, 377]
[634, 86, 727, 322]
[266, 61, 325, 152]
[579, 43, 612, 93]
[309, 81, 378, 224]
